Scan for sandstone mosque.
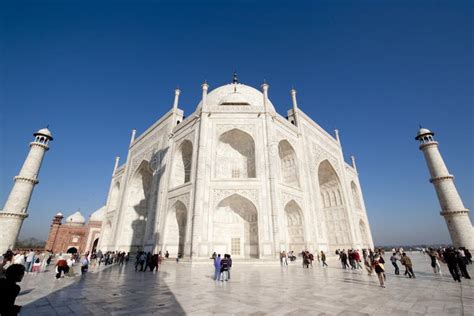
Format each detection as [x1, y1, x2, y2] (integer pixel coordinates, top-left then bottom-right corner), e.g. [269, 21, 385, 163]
[96, 74, 374, 259]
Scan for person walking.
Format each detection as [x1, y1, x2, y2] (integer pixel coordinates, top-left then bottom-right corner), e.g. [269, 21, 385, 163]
[457, 249, 471, 279]
[320, 251, 328, 267]
[80, 255, 89, 275]
[372, 254, 386, 288]
[400, 253, 415, 278]
[24, 250, 35, 273]
[214, 254, 222, 281]
[428, 249, 441, 274]
[389, 253, 400, 275]
[443, 247, 461, 282]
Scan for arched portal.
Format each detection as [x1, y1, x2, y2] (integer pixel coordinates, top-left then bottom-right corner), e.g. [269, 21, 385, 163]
[284, 200, 305, 251]
[67, 247, 78, 254]
[359, 220, 370, 248]
[91, 238, 99, 253]
[213, 194, 259, 258]
[278, 140, 299, 187]
[351, 181, 362, 210]
[171, 140, 193, 187]
[215, 129, 256, 178]
[109, 182, 121, 212]
[318, 160, 352, 252]
[121, 161, 153, 249]
[163, 201, 188, 257]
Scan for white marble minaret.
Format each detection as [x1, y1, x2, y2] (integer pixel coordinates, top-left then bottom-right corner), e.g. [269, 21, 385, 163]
[0, 128, 53, 253]
[416, 127, 473, 249]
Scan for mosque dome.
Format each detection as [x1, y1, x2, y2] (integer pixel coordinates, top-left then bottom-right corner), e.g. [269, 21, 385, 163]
[34, 127, 54, 140]
[64, 211, 86, 226]
[89, 206, 106, 222]
[415, 127, 434, 140]
[55, 212, 64, 217]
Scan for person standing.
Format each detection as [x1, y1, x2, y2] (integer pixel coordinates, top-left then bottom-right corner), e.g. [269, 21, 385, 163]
[214, 254, 222, 281]
[220, 255, 230, 281]
[25, 250, 35, 273]
[0, 264, 25, 315]
[400, 253, 415, 278]
[80, 255, 89, 275]
[390, 253, 400, 275]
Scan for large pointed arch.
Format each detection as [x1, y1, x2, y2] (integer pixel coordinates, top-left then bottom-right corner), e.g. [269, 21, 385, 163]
[317, 160, 351, 252]
[108, 182, 121, 212]
[284, 200, 305, 251]
[119, 160, 153, 250]
[215, 129, 256, 178]
[278, 140, 299, 187]
[359, 219, 371, 248]
[351, 181, 362, 210]
[213, 193, 259, 258]
[171, 140, 193, 187]
[162, 200, 188, 257]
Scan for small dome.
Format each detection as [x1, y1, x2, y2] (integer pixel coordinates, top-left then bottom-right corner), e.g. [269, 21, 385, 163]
[89, 206, 106, 222]
[34, 127, 54, 140]
[415, 127, 434, 140]
[64, 211, 86, 226]
[55, 212, 63, 217]
[219, 91, 251, 106]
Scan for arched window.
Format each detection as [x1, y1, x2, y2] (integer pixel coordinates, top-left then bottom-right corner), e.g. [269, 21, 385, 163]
[215, 129, 256, 178]
[318, 160, 352, 251]
[172, 140, 193, 187]
[278, 140, 299, 186]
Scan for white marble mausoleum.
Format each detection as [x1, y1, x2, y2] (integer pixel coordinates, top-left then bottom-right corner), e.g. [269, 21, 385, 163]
[98, 76, 374, 259]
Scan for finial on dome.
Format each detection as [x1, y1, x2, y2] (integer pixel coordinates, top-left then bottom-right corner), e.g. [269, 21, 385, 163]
[232, 71, 239, 84]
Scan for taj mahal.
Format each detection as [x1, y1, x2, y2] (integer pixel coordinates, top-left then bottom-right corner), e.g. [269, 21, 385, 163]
[97, 75, 374, 259]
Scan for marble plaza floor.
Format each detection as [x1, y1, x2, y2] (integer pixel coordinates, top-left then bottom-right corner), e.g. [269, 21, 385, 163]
[16, 252, 474, 315]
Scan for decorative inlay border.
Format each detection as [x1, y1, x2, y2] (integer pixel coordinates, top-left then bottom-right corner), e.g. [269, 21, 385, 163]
[419, 142, 439, 150]
[30, 142, 49, 150]
[216, 124, 256, 137]
[0, 212, 28, 219]
[430, 175, 454, 183]
[14, 176, 39, 184]
[440, 209, 470, 216]
[168, 193, 191, 210]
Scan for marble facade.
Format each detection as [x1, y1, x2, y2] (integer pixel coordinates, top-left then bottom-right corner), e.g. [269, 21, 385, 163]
[98, 78, 374, 259]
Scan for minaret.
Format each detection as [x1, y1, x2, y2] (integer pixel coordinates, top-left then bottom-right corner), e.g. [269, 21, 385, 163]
[416, 127, 473, 249]
[0, 127, 53, 252]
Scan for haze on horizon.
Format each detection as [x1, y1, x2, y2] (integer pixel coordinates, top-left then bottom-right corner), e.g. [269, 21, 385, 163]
[0, 0, 472, 246]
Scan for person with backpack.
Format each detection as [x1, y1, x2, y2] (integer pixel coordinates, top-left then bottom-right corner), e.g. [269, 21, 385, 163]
[372, 254, 386, 288]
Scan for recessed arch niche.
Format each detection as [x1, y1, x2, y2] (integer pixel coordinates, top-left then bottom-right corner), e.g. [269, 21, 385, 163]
[284, 200, 305, 251]
[215, 129, 256, 179]
[278, 140, 299, 187]
[162, 200, 188, 257]
[171, 140, 193, 187]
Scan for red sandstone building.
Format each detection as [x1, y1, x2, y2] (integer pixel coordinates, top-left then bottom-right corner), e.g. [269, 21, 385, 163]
[45, 207, 104, 254]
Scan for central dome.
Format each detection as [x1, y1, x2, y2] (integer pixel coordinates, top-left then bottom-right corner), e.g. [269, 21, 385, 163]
[65, 211, 86, 226]
[219, 91, 250, 106]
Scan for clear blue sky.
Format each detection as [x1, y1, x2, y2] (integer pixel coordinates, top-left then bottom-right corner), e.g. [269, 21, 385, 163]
[0, 0, 472, 245]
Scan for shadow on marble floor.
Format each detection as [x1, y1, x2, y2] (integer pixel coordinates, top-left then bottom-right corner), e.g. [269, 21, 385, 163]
[20, 264, 186, 315]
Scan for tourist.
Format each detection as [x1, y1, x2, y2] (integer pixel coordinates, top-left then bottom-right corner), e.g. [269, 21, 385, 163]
[211, 252, 217, 261]
[227, 254, 233, 279]
[0, 250, 14, 279]
[0, 264, 25, 315]
[280, 251, 288, 266]
[320, 251, 328, 267]
[372, 254, 385, 288]
[400, 253, 415, 279]
[214, 254, 222, 281]
[165, 251, 169, 259]
[302, 251, 310, 268]
[348, 250, 356, 269]
[442, 247, 461, 282]
[428, 248, 441, 274]
[24, 249, 35, 273]
[80, 255, 89, 275]
[389, 253, 400, 275]
[354, 250, 363, 269]
[55, 256, 69, 279]
[143, 252, 152, 272]
[31, 255, 42, 274]
[464, 248, 472, 264]
[220, 254, 230, 281]
[340, 250, 350, 269]
[456, 249, 471, 280]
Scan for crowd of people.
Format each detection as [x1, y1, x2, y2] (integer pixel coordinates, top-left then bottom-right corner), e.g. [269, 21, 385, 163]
[134, 251, 162, 272]
[211, 252, 232, 281]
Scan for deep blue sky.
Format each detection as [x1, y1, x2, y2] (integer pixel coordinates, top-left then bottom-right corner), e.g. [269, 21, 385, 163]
[0, 0, 472, 245]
